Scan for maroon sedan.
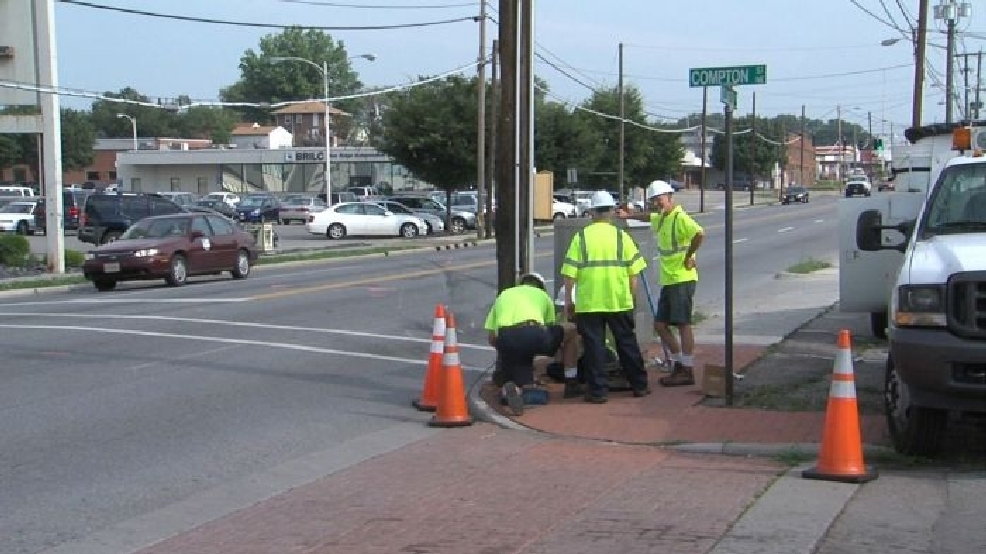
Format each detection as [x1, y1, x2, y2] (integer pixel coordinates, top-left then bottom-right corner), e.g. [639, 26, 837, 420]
[83, 213, 259, 291]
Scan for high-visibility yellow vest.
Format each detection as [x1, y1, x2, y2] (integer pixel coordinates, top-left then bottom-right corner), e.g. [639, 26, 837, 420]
[559, 221, 646, 313]
[652, 205, 702, 285]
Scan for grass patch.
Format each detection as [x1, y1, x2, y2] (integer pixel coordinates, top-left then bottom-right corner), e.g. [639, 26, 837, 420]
[692, 310, 708, 325]
[810, 180, 842, 191]
[773, 448, 815, 466]
[786, 258, 832, 274]
[0, 275, 88, 291]
[255, 245, 422, 266]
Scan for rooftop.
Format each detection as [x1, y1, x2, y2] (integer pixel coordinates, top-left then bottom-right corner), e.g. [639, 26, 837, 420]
[272, 101, 349, 116]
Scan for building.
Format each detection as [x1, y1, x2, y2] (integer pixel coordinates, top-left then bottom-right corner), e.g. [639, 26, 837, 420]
[783, 132, 816, 186]
[229, 123, 293, 150]
[272, 101, 350, 148]
[116, 145, 421, 196]
[678, 128, 715, 188]
[815, 144, 858, 180]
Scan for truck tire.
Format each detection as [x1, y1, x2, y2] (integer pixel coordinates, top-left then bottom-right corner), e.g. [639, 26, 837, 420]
[885, 356, 947, 456]
[871, 311, 888, 339]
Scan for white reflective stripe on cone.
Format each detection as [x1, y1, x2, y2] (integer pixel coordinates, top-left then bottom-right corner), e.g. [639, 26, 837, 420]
[444, 352, 461, 366]
[430, 339, 444, 354]
[432, 318, 446, 335]
[833, 350, 854, 376]
[829, 380, 857, 399]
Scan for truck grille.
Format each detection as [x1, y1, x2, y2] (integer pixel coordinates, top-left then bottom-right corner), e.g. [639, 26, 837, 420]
[947, 272, 986, 339]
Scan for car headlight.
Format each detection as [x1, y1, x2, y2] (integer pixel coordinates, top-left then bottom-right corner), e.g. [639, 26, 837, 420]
[84, 252, 95, 260]
[895, 284, 947, 327]
[133, 248, 159, 258]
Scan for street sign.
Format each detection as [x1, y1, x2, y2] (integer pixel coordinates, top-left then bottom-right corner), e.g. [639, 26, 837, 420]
[720, 85, 737, 110]
[689, 65, 766, 88]
[567, 168, 578, 184]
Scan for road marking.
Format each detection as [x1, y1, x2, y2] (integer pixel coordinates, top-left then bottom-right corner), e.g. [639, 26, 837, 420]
[0, 312, 496, 352]
[0, 324, 440, 366]
[815, 219, 824, 223]
[0, 298, 252, 307]
[778, 226, 794, 233]
[733, 238, 749, 244]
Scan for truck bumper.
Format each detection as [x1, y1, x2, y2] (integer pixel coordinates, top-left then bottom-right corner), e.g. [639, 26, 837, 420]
[890, 327, 986, 412]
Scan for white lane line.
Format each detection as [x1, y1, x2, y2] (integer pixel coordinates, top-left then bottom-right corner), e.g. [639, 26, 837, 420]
[0, 312, 496, 352]
[0, 298, 252, 307]
[733, 238, 749, 244]
[778, 226, 795, 233]
[814, 219, 825, 223]
[0, 324, 434, 366]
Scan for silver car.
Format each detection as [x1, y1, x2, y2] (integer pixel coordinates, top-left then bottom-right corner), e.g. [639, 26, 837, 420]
[376, 201, 445, 234]
[279, 196, 327, 225]
[387, 195, 475, 233]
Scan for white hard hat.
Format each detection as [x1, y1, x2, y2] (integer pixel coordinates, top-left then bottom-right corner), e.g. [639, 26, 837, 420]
[646, 180, 675, 199]
[519, 272, 546, 290]
[590, 190, 616, 209]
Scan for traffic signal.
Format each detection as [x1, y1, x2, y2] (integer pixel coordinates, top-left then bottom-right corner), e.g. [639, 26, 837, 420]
[874, 138, 884, 151]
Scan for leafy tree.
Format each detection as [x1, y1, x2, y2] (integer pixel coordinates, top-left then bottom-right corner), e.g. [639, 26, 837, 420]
[90, 87, 181, 139]
[59, 108, 96, 171]
[534, 99, 603, 188]
[0, 135, 20, 171]
[221, 27, 365, 125]
[711, 116, 787, 178]
[372, 74, 479, 211]
[178, 107, 238, 144]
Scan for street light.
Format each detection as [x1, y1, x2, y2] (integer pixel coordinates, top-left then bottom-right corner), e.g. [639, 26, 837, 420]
[116, 113, 137, 151]
[270, 53, 376, 206]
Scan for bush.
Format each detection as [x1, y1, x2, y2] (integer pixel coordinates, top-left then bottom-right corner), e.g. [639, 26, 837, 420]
[64, 249, 86, 268]
[0, 234, 30, 266]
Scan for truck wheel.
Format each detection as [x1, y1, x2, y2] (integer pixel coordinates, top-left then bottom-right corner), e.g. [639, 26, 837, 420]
[885, 356, 947, 456]
[870, 312, 888, 339]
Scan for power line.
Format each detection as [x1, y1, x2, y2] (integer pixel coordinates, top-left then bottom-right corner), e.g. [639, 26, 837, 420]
[560, 63, 914, 83]
[56, 0, 479, 30]
[279, 0, 477, 8]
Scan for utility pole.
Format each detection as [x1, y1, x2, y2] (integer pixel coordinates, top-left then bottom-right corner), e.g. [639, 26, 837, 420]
[485, 39, 498, 239]
[977, 50, 983, 120]
[475, 0, 487, 240]
[494, 0, 518, 293]
[837, 104, 844, 185]
[914, 0, 929, 128]
[800, 104, 806, 186]
[699, 86, 708, 213]
[618, 42, 625, 203]
[748, 91, 756, 206]
[962, 52, 971, 120]
[518, 0, 533, 275]
[937, 0, 971, 125]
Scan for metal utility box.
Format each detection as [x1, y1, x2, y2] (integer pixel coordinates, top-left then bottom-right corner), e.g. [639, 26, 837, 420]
[245, 223, 276, 253]
[533, 171, 555, 221]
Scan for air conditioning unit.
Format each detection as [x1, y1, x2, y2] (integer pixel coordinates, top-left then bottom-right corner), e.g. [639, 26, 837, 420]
[0, 46, 13, 59]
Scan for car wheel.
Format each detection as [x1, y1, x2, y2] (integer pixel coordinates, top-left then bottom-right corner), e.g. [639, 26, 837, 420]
[231, 248, 250, 279]
[165, 253, 188, 287]
[327, 223, 346, 240]
[884, 356, 947, 456]
[101, 231, 121, 245]
[400, 222, 419, 238]
[94, 279, 116, 292]
[450, 217, 466, 234]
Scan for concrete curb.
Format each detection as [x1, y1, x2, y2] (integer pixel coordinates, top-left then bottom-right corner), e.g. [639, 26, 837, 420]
[0, 283, 88, 299]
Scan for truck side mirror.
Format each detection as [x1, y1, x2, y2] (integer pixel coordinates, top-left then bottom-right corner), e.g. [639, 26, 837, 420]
[856, 210, 883, 251]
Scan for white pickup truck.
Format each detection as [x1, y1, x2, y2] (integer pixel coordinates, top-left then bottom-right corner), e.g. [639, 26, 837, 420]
[840, 123, 986, 456]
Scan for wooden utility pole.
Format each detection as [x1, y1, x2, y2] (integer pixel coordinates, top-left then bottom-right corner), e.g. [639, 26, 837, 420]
[618, 42, 625, 202]
[475, 0, 487, 240]
[485, 40, 499, 239]
[800, 104, 806, 186]
[494, 0, 518, 293]
[913, 0, 929, 128]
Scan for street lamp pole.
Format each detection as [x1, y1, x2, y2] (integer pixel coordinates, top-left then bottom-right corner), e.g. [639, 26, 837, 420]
[116, 113, 136, 151]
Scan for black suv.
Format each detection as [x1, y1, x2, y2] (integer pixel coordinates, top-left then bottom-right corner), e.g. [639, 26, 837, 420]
[78, 193, 185, 245]
[33, 189, 93, 234]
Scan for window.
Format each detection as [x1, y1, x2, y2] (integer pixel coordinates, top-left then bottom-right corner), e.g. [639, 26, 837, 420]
[170, 177, 180, 191]
[86, 171, 100, 181]
[294, 114, 303, 123]
[108, 171, 117, 180]
[335, 204, 360, 214]
[312, 113, 320, 128]
[190, 216, 213, 236]
[206, 215, 234, 235]
[362, 203, 386, 216]
[396, 197, 421, 208]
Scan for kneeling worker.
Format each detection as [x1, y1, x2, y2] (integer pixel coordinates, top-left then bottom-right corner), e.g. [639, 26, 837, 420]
[485, 272, 581, 415]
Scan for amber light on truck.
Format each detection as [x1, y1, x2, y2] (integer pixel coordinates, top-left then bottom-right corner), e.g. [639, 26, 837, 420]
[895, 284, 947, 327]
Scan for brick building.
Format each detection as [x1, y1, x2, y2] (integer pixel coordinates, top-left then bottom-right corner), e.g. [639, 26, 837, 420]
[272, 101, 350, 148]
[784, 132, 816, 185]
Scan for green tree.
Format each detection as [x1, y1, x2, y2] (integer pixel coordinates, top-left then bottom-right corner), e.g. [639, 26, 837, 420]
[0, 135, 20, 171]
[534, 99, 603, 188]
[90, 87, 181, 139]
[372, 74, 478, 208]
[710, 115, 785, 178]
[59, 108, 96, 171]
[178, 107, 238, 143]
[221, 27, 365, 125]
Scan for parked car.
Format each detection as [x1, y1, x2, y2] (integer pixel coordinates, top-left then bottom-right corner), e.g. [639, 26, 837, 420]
[552, 198, 578, 219]
[155, 191, 198, 208]
[386, 194, 474, 234]
[78, 193, 186, 245]
[204, 191, 240, 207]
[82, 213, 259, 291]
[877, 180, 896, 192]
[347, 186, 384, 201]
[781, 186, 810, 204]
[235, 195, 281, 224]
[306, 201, 426, 239]
[194, 198, 239, 220]
[0, 200, 38, 235]
[375, 200, 444, 234]
[33, 189, 93, 233]
[279, 196, 326, 225]
[316, 191, 359, 204]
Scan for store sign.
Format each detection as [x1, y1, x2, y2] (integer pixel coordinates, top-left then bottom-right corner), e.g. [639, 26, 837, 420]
[284, 151, 325, 162]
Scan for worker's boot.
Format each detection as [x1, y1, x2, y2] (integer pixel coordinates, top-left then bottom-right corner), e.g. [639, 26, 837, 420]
[659, 363, 695, 387]
[563, 379, 583, 399]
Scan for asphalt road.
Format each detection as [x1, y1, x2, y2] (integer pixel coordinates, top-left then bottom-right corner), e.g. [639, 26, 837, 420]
[0, 196, 841, 554]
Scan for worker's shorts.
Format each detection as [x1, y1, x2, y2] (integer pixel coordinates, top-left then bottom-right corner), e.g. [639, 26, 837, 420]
[496, 323, 565, 387]
[654, 280, 697, 326]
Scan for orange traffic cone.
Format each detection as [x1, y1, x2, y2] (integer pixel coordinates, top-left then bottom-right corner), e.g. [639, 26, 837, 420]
[412, 304, 446, 412]
[803, 329, 878, 484]
[428, 310, 473, 428]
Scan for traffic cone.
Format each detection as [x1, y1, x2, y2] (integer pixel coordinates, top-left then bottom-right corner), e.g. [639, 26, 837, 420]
[428, 310, 473, 428]
[803, 329, 878, 484]
[412, 304, 446, 412]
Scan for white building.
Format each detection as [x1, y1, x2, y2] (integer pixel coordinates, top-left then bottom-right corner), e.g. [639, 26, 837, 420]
[115, 146, 422, 196]
[229, 123, 293, 150]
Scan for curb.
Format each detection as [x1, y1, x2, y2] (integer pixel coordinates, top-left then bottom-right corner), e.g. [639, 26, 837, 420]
[0, 283, 88, 299]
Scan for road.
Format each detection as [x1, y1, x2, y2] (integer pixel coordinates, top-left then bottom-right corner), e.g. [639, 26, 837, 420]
[0, 197, 841, 554]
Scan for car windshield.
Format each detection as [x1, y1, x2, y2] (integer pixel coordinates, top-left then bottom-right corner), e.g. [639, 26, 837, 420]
[121, 217, 190, 239]
[3, 203, 33, 214]
[385, 202, 411, 214]
[923, 163, 986, 236]
[788, 187, 806, 193]
[239, 197, 268, 207]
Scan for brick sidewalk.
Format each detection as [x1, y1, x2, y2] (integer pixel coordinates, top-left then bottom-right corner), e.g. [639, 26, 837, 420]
[134, 425, 781, 554]
[480, 341, 889, 446]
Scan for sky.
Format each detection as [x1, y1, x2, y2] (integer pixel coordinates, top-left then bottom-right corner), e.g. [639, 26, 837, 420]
[27, 0, 986, 143]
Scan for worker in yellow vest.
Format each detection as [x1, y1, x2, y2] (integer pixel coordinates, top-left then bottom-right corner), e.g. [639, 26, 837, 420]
[484, 272, 581, 415]
[560, 190, 650, 403]
[619, 180, 705, 387]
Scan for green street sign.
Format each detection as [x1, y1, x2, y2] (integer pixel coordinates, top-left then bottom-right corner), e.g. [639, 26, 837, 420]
[689, 65, 766, 88]
[720, 85, 737, 110]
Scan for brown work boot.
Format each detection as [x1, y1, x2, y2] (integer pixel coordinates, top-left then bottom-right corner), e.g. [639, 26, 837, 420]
[659, 363, 695, 387]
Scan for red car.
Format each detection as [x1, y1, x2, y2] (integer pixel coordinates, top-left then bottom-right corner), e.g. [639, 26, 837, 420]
[83, 213, 259, 291]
